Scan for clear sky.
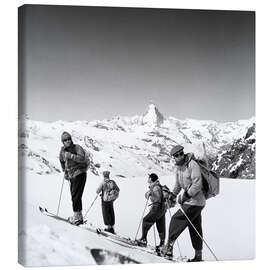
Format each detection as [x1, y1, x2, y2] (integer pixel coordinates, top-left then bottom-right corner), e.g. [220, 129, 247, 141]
[19, 5, 255, 122]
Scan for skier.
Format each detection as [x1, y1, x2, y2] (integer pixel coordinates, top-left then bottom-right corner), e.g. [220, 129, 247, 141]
[135, 173, 167, 251]
[59, 131, 88, 225]
[162, 145, 205, 262]
[96, 171, 120, 234]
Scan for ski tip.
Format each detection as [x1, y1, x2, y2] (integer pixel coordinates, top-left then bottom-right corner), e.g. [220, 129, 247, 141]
[39, 206, 44, 212]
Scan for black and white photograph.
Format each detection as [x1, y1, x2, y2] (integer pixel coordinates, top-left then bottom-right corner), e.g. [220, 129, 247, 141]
[17, 3, 255, 267]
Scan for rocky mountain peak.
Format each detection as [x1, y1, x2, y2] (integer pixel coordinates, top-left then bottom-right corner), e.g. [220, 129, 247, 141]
[142, 103, 165, 127]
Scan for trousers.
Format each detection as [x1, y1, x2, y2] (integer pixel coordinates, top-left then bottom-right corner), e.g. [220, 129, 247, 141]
[142, 203, 167, 241]
[69, 172, 87, 212]
[102, 200, 115, 226]
[168, 204, 204, 250]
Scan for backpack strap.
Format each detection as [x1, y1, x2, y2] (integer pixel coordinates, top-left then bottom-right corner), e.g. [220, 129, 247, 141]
[157, 184, 164, 203]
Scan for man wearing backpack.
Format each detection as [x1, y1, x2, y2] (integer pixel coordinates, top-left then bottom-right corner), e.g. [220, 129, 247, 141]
[162, 145, 205, 262]
[96, 171, 120, 234]
[135, 173, 167, 251]
[59, 132, 88, 225]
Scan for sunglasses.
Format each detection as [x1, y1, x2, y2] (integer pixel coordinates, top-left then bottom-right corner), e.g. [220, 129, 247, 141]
[63, 138, 71, 142]
[173, 152, 184, 158]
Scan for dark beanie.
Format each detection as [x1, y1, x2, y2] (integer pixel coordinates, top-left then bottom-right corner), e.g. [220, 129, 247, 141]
[149, 173, 158, 182]
[61, 131, 72, 142]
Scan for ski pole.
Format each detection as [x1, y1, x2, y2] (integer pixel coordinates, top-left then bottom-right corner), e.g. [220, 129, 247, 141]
[179, 205, 219, 261]
[84, 194, 99, 220]
[153, 225, 157, 248]
[166, 200, 183, 259]
[134, 197, 149, 240]
[56, 175, 65, 216]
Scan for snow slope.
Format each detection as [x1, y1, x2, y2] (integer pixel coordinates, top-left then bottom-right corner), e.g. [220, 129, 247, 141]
[18, 171, 255, 266]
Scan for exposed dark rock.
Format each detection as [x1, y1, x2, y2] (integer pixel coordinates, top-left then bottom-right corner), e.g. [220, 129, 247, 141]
[93, 123, 109, 130]
[245, 123, 255, 140]
[192, 130, 203, 139]
[142, 138, 152, 143]
[212, 124, 256, 179]
[115, 175, 126, 178]
[116, 125, 126, 132]
[84, 136, 100, 151]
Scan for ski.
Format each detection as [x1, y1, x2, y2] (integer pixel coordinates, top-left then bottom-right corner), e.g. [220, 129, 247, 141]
[85, 226, 173, 260]
[39, 206, 184, 262]
[85, 225, 183, 262]
[39, 206, 87, 225]
[101, 236, 183, 262]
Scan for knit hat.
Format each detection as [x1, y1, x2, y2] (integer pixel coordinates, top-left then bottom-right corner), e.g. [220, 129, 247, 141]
[170, 145, 184, 156]
[149, 173, 158, 182]
[61, 131, 72, 142]
[103, 171, 110, 178]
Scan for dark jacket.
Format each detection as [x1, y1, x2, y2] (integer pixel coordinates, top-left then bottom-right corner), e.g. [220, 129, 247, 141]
[59, 143, 88, 179]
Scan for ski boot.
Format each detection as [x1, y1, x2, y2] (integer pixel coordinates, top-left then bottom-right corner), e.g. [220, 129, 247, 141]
[109, 227, 115, 234]
[135, 238, 147, 247]
[187, 250, 203, 262]
[161, 240, 174, 260]
[68, 211, 83, 226]
[104, 226, 115, 234]
[155, 240, 165, 255]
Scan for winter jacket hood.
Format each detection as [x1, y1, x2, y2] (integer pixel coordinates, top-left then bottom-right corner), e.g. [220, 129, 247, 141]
[61, 131, 73, 144]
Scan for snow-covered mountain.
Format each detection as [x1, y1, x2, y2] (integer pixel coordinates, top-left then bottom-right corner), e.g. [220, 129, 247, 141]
[142, 103, 165, 126]
[18, 103, 255, 179]
[212, 123, 256, 179]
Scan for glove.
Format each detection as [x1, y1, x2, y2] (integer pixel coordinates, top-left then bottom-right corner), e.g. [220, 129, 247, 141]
[167, 193, 177, 208]
[178, 189, 191, 205]
[169, 193, 176, 201]
[64, 152, 74, 160]
[145, 191, 151, 199]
